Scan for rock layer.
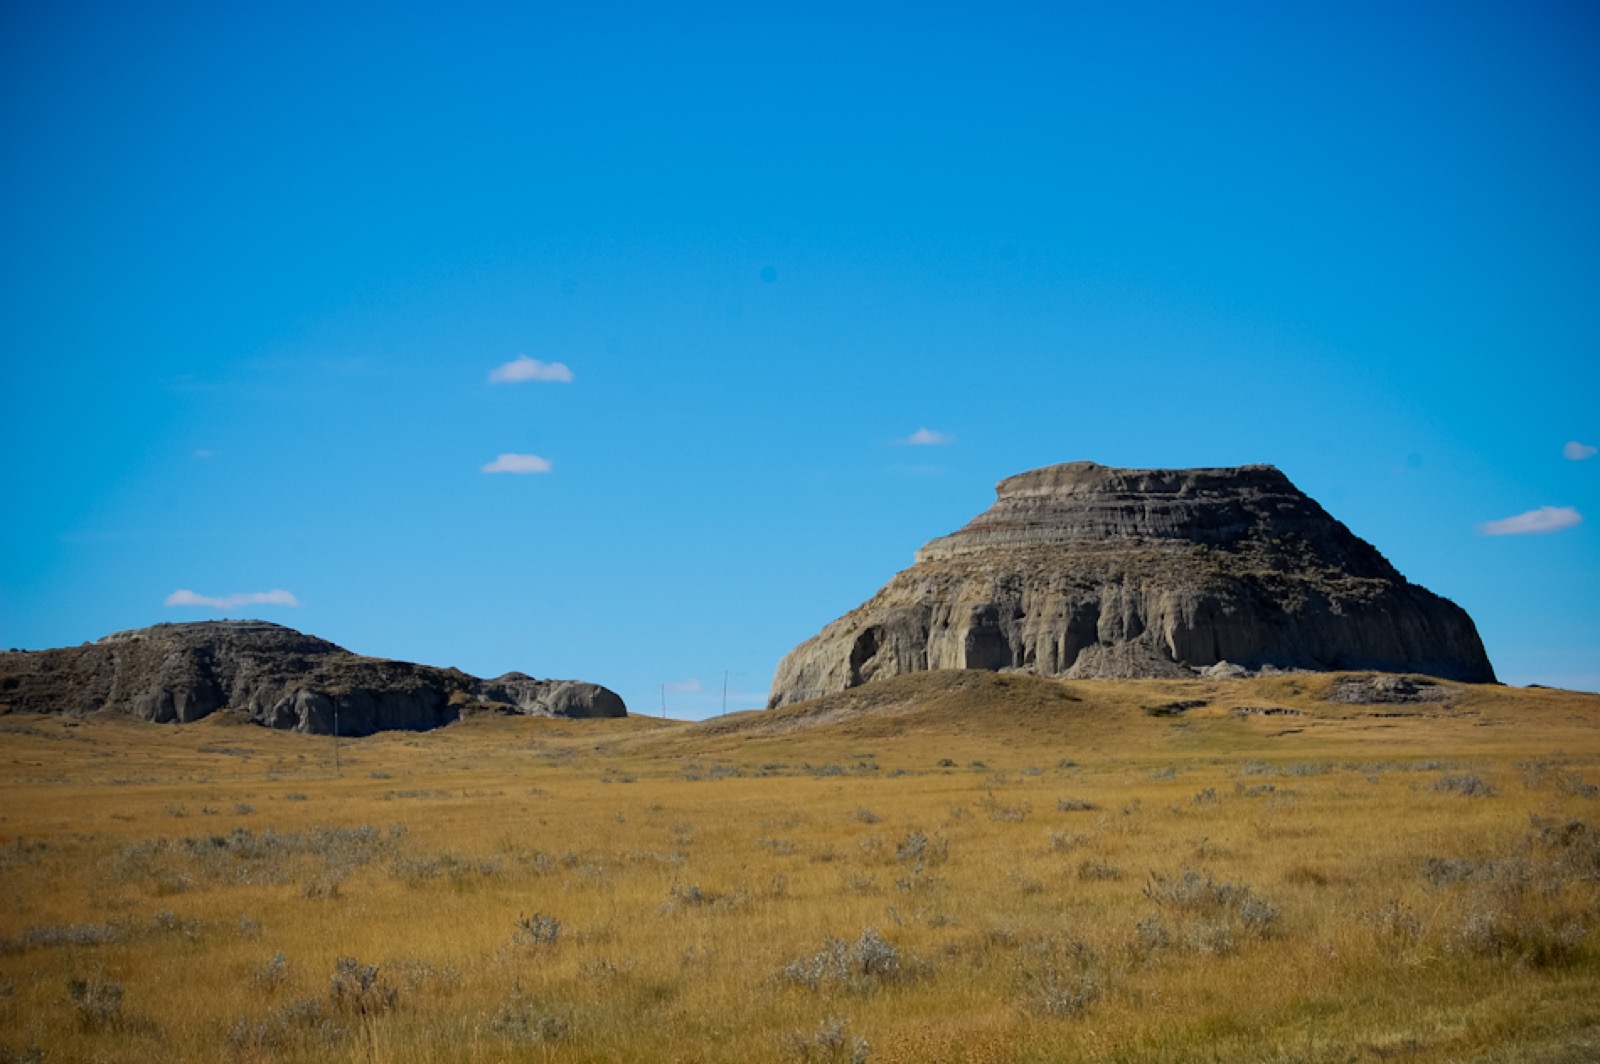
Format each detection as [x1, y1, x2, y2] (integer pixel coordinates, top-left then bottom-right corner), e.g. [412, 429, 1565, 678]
[0, 621, 625, 733]
[768, 462, 1495, 707]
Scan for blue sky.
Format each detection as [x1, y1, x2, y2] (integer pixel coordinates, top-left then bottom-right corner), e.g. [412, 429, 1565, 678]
[3, 1, 1596, 715]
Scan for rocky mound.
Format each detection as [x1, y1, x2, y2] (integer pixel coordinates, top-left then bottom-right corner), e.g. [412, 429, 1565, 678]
[0, 621, 625, 734]
[768, 462, 1495, 707]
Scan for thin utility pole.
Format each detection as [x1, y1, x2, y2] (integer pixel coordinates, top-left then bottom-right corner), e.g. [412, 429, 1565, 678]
[722, 671, 728, 717]
[660, 683, 666, 719]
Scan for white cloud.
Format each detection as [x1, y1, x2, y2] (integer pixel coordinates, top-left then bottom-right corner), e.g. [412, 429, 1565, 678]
[663, 678, 703, 693]
[1479, 506, 1583, 536]
[165, 588, 302, 609]
[1564, 440, 1597, 461]
[489, 355, 572, 383]
[481, 453, 552, 475]
[904, 427, 955, 446]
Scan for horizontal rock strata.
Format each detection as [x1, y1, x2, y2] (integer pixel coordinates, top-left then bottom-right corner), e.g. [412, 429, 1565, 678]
[769, 462, 1495, 707]
[0, 621, 625, 734]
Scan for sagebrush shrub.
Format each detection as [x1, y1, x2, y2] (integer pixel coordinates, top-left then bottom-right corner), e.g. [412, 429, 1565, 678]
[66, 977, 123, 1030]
[514, 912, 561, 946]
[786, 1017, 871, 1063]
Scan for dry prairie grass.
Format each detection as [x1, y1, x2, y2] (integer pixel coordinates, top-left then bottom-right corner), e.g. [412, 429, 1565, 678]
[1, 671, 1598, 1062]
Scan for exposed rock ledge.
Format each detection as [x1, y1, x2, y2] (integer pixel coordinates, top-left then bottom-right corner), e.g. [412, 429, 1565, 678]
[768, 461, 1495, 708]
[0, 621, 625, 734]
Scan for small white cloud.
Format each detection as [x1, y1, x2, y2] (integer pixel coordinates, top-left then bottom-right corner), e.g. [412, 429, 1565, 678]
[165, 588, 302, 609]
[481, 453, 552, 475]
[489, 355, 573, 383]
[1479, 506, 1583, 536]
[904, 427, 955, 446]
[664, 678, 703, 694]
[1564, 440, 1597, 461]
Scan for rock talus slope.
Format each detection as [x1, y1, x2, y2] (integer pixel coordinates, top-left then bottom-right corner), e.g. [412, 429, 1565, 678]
[0, 621, 626, 734]
[769, 462, 1495, 707]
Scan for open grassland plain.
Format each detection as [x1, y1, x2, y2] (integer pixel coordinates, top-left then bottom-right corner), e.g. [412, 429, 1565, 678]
[2, 672, 1598, 1063]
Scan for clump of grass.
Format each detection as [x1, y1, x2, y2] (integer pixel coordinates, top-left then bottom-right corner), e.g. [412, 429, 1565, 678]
[391, 852, 502, 884]
[328, 957, 396, 1015]
[782, 929, 912, 994]
[1528, 816, 1600, 881]
[66, 976, 123, 1030]
[1435, 773, 1497, 797]
[1050, 830, 1087, 853]
[227, 1000, 345, 1052]
[2, 922, 120, 955]
[982, 794, 1031, 822]
[1362, 899, 1425, 954]
[1422, 856, 1480, 888]
[1131, 914, 1171, 957]
[786, 1016, 871, 1063]
[1447, 905, 1587, 967]
[485, 990, 569, 1044]
[757, 837, 798, 855]
[1016, 936, 1104, 1016]
[385, 957, 463, 994]
[894, 830, 947, 866]
[1142, 868, 1280, 952]
[1556, 773, 1599, 798]
[254, 952, 289, 990]
[663, 882, 747, 912]
[513, 912, 561, 947]
[1057, 798, 1097, 812]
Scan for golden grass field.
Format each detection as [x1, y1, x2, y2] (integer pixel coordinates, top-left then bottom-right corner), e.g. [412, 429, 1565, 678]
[2, 670, 1598, 1063]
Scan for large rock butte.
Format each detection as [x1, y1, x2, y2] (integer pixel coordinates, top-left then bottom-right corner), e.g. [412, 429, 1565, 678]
[0, 621, 625, 734]
[768, 462, 1495, 707]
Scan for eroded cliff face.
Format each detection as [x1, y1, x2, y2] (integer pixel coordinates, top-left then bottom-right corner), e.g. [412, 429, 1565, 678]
[0, 621, 626, 733]
[768, 462, 1495, 707]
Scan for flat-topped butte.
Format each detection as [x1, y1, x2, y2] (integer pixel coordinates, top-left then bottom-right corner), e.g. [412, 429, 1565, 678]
[769, 461, 1494, 707]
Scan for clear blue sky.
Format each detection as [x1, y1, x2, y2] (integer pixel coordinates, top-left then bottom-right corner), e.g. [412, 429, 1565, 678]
[3, 1, 1597, 715]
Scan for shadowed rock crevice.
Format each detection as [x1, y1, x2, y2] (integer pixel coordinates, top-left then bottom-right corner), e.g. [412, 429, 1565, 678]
[0, 621, 625, 733]
[768, 462, 1495, 708]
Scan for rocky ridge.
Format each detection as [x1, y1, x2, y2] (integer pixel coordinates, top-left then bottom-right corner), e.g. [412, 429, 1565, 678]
[0, 621, 625, 734]
[768, 462, 1495, 707]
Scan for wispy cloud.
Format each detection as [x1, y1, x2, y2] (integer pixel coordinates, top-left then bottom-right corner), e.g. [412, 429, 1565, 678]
[663, 678, 703, 693]
[1479, 506, 1583, 536]
[904, 427, 955, 446]
[1564, 440, 1597, 461]
[165, 588, 302, 609]
[481, 453, 552, 475]
[489, 355, 572, 383]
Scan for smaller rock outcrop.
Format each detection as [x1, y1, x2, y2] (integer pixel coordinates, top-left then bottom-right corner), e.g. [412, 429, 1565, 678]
[0, 621, 625, 734]
[472, 672, 627, 719]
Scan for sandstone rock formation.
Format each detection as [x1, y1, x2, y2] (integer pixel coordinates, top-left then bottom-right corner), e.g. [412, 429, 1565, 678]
[768, 462, 1495, 707]
[0, 621, 625, 733]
